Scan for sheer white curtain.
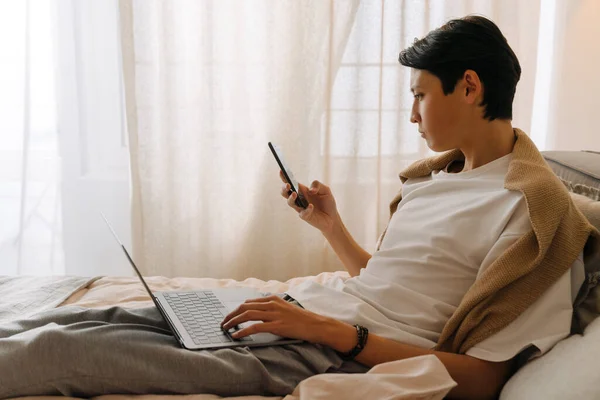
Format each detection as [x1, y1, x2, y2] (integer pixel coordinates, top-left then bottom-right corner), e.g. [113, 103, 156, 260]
[119, 0, 361, 280]
[0, 0, 133, 277]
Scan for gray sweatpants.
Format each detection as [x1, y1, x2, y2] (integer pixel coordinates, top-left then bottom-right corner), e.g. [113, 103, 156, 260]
[0, 305, 369, 399]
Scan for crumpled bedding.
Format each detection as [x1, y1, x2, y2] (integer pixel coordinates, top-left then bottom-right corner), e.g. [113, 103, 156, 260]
[9, 272, 456, 400]
[0, 275, 101, 324]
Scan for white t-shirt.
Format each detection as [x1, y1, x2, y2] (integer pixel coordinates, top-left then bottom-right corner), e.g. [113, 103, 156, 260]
[286, 153, 585, 362]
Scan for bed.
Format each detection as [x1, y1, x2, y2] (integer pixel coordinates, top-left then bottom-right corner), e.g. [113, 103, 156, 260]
[5, 150, 600, 400]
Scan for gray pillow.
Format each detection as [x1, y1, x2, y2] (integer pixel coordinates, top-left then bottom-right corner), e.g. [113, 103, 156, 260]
[543, 150, 600, 193]
[562, 178, 600, 201]
[570, 192, 600, 229]
[542, 153, 600, 330]
[570, 192, 600, 334]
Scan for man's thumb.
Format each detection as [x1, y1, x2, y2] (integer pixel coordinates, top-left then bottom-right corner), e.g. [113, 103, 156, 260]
[309, 181, 321, 193]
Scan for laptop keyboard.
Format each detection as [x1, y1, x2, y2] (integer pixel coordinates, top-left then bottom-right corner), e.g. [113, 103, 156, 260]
[164, 291, 253, 346]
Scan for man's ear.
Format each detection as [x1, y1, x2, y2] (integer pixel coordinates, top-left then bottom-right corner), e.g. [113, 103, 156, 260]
[463, 70, 482, 104]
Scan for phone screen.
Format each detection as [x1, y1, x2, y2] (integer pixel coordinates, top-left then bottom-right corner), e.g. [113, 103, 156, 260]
[268, 142, 309, 209]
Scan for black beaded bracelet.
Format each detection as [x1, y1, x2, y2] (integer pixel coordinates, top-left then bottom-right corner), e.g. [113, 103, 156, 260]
[338, 324, 369, 361]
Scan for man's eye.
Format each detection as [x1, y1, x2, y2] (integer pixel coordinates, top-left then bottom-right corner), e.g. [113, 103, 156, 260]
[414, 93, 424, 100]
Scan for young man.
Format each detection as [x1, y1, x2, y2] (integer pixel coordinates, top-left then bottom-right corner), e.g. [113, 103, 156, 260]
[1, 15, 597, 400]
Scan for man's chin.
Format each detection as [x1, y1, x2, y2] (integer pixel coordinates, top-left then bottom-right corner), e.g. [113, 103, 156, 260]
[426, 140, 455, 153]
[424, 139, 442, 153]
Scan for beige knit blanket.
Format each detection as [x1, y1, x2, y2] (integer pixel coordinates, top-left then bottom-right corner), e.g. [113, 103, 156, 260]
[376, 128, 600, 354]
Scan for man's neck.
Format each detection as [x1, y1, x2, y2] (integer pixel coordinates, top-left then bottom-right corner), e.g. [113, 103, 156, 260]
[457, 120, 516, 173]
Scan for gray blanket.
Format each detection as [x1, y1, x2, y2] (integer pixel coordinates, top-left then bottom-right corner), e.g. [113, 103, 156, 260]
[0, 275, 101, 324]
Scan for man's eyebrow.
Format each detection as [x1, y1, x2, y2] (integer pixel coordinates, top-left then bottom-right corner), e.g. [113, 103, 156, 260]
[410, 85, 421, 93]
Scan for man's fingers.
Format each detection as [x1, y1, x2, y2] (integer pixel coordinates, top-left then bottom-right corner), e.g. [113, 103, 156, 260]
[221, 298, 280, 324]
[309, 180, 327, 195]
[279, 170, 287, 183]
[299, 204, 314, 220]
[222, 300, 275, 322]
[223, 311, 267, 332]
[231, 321, 278, 339]
[309, 181, 319, 194]
[279, 180, 311, 214]
[286, 192, 296, 207]
[280, 183, 292, 198]
[222, 310, 272, 331]
[243, 295, 282, 303]
[287, 192, 304, 212]
[297, 183, 309, 197]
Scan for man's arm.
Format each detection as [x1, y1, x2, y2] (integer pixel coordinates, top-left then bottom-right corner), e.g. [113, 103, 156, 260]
[320, 320, 516, 400]
[322, 213, 372, 277]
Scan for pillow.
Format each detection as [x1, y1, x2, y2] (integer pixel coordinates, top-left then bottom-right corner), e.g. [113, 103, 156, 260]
[570, 192, 600, 229]
[542, 153, 600, 321]
[563, 178, 600, 201]
[569, 192, 600, 334]
[500, 316, 600, 400]
[543, 150, 600, 193]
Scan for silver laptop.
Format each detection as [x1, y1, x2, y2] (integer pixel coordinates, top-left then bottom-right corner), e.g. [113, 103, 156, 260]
[101, 213, 303, 350]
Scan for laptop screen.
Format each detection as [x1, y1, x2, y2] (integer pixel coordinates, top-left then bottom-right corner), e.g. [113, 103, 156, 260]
[101, 213, 159, 304]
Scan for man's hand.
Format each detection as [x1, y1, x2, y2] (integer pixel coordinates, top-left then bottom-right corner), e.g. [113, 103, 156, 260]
[279, 170, 371, 277]
[220, 295, 341, 343]
[279, 170, 340, 236]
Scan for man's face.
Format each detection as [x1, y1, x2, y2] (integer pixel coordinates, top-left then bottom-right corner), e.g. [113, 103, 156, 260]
[409, 69, 469, 152]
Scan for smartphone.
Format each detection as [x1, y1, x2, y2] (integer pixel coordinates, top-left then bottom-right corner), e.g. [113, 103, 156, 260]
[268, 142, 309, 209]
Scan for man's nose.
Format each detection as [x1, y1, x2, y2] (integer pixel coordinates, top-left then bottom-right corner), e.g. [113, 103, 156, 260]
[410, 113, 420, 124]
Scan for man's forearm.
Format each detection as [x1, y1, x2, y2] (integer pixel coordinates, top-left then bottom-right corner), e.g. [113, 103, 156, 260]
[322, 214, 372, 277]
[319, 320, 514, 400]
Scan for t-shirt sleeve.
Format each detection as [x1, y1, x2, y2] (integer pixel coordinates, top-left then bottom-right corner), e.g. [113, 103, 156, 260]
[465, 239, 585, 362]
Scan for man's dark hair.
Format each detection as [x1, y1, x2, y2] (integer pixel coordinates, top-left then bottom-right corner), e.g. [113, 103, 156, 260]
[398, 15, 521, 121]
